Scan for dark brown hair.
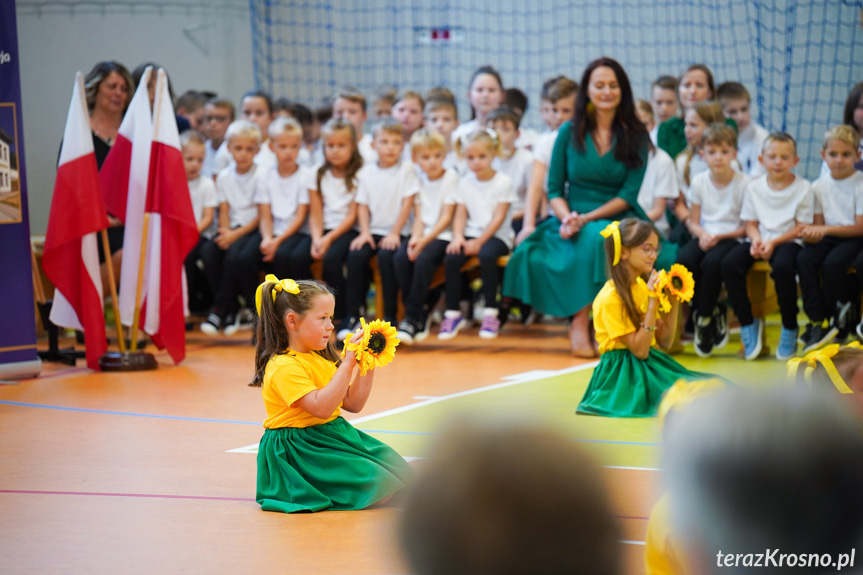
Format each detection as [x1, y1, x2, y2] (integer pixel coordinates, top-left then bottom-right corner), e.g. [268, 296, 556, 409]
[250, 279, 339, 387]
[83, 61, 133, 112]
[468, 65, 504, 119]
[678, 64, 716, 104]
[681, 101, 725, 186]
[843, 82, 863, 131]
[317, 118, 364, 193]
[605, 218, 659, 330]
[716, 81, 751, 105]
[702, 122, 738, 149]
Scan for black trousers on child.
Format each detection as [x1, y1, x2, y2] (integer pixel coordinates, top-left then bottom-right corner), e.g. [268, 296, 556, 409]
[204, 230, 263, 315]
[721, 241, 801, 330]
[270, 233, 309, 280]
[798, 236, 863, 323]
[676, 238, 739, 318]
[344, 234, 402, 321]
[444, 237, 509, 312]
[395, 238, 449, 322]
[184, 236, 215, 314]
[288, 230, 358, 320]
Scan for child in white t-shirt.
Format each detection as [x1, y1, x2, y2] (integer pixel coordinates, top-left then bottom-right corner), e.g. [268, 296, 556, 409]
[718, 82, 769, 177]
[722, 133, 813, 361]
[503, 87, 540, 151]
[424, 98, 460, 173]
[635, 99, 678, 237]
[338, 119, 417, 336]
[488, 107, 533, 235]
[241, 90, 276, 171]
[391, 90, 425, 163]
[332, 89, 376, 163]
[797, 126, 863, 351]
[439, 130, 516, 341]
[255, 117, 313, 282]
[201, 120, 264, 336]
[180, 131, 218, 314]
[394, 129, 458, 344]
[676, 124, 749, 358]
[201, 98, 235, 179]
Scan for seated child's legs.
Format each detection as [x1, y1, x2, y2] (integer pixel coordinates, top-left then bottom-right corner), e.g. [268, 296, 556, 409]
[323, 230, 359, 321]
[376, 242, 401, 321]
[404, 239, 448, 321]
[695, 239, 738, 318]
[212, 232, 255, 315]
[235, 231, 264, 311]
[199, 238, 225, 296]
[344, 240, 377, 321]
[393, 242, 413, 299]
[797, 239, 837, 323]
[444, 248, 470, 312]
[822, 238, 863, 314]
[721, 242, 757, 326]
[477, 238, 509, 311]
[288, 234, 313, 280]
[769, 243, 803, 331]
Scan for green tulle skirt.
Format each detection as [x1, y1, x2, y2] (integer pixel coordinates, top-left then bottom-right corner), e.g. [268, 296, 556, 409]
[577, 348, 717, 418]
[256, 417, 415, 513]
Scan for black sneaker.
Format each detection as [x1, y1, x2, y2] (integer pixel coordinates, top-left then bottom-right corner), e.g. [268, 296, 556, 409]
[834, 301, 854, 342]
[798, 323, 813, 347]
[222, 312, 239, 336]
[694, 313, 715, 358]
[235, 307, 256, 331]
[712, 304, 729, 349]
[802, 321, 839, 353]
[201, 312, 223, 336]
[397, 317, 429, 345]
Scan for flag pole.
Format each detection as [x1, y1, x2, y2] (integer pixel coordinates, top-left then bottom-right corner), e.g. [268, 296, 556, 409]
[129, 212, 149, 353]
[100, 229, 126, 354]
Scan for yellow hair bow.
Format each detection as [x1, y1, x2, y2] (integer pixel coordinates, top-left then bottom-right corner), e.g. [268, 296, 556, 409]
[600, 221, 622, 266]
[787, 343, 853, 395]
[254, 274, 300, 315]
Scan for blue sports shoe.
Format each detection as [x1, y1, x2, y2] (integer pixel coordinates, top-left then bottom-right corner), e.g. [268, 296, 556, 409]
[776, 327, 798, 360]
[740, 320, 763, 361]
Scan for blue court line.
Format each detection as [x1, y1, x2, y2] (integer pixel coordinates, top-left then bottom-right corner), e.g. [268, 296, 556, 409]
[0, 401, 658, 447]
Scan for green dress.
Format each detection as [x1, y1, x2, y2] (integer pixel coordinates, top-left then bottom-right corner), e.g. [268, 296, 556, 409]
[503, 122, 677, 317]
[657, 116, 739, 161]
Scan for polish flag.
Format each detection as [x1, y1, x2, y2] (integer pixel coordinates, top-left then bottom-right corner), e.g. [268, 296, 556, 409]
[140, 69, 199, 364]
[99, 66, 152, 327]
[43, 72, 109, 371]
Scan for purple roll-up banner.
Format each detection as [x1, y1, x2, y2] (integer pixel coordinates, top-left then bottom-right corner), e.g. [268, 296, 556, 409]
[0, 0, 41, 380]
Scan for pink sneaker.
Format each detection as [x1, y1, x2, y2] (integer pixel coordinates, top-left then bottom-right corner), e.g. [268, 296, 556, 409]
[478, 314, 501, 339]
[437, 313, 468, 340]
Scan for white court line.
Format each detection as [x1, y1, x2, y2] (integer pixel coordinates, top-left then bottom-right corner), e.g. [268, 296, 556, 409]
[605, 465, 661, 471]
[227, 361, 599, 453]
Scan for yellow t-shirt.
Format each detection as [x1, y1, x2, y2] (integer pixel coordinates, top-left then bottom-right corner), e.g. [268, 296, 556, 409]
[592, 278, 655, 354]
[261, 350, 341, 429]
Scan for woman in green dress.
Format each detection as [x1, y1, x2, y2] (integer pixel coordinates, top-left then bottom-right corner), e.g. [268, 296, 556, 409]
[503, 57, 676, 357]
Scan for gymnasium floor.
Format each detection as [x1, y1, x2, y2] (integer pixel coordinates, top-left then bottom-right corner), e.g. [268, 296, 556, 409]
[0, 316, 789, 575]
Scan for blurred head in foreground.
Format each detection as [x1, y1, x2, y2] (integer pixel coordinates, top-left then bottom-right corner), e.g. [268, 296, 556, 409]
[399, 419, 620, 575]
[664, 387, 863, 574]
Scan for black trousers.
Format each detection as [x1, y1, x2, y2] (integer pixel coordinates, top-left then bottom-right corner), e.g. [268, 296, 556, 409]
[270, 233, 309, 280]
[444, 237, 509, 311]
[344, 234, 402, 321]
[798, 237, 863, 323]
[395, 238, 449, 322]
[676, 237, 739, 317]
[184, 236, 215, 313]
[721, 241, 801, 330]
[205, 230, 263, 315]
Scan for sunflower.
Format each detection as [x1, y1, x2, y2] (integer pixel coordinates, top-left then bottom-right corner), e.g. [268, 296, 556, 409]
[666, 264, 695, 303]
[351, 318, 400, 375]
[652, 270, 672, 314]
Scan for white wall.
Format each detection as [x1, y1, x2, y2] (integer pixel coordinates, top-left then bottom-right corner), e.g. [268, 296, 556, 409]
[16, 0, 255, 235]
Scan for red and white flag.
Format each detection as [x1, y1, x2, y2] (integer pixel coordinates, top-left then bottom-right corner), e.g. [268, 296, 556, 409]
[140, 69, 199, 364]
[99, 66, 152, 328]
[43, 72, 109, 371]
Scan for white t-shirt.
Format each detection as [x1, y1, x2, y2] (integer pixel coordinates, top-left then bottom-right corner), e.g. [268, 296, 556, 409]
[254, 142, 276, 171]
[515, 127, 540, 151]
[317, 169, 358, 231]
[690, 170, 750, 237]
[737, 122, 769, 177]
[675, 153, 708, 207]
[492, 148, 534, 212]
[415, 169, 459, 242]
[188, 176, 218, 239]
[254, 165, 313, 236]
[454, 172, 517, 248]
[637, 148, 678, 237]
[534, 129, 560, 197]
[812, 170, 863, 228]
[354, 161, 418, 236]
[741, 175, 814, 244]
[649, 125, 659, 146]
[444, 150, 466, 176]
[358, 133, 377, 163]
[216, 164, 261, 229]
[451, 119, 482, 146]
[203, 140, 232, 178]
[298, 142, 324, 171]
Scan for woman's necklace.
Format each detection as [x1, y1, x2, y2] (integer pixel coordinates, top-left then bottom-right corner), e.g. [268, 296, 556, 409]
[91, 116, 118, 146]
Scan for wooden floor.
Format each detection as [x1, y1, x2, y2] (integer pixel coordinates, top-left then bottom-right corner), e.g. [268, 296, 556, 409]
[0, 316, 789, 574]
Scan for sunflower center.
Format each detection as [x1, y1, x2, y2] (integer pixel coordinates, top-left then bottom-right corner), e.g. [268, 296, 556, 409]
[672, 276, 683, 290]
[367, 331, 387, 355]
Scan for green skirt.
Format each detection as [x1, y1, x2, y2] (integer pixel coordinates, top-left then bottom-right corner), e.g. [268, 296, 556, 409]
[577, 348, 716, 418]
[503, 218, 677, 317]
[256, 417, 414, 513]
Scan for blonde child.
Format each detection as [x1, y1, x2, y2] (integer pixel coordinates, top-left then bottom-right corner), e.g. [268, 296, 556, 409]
[677, 124, 749, 358]
[200, 120, 264, 335]
[797, 126, 863, 351]
[305, 118, 364, 323]
[487, 106, 534, 234]
[395, 129, 459, 344]
[339, 119, 417, 336]
[391, 90, 425, 161]
[332, 88, 375, 162]
[181, 130, 218, 313]
[201, 97, 235, 178]
[649, 75, 679, 145]
[439, 130, 515, 340]
[241, 90, 276, 170]
[577, 219, 717, 417]
[252, 277, 413, 513]
[634, 99, 678, 237]
[717, 81, 768, 177]
[515, 76, 578, 246]
[255, 117, 313, 281]
[657, 64, 718, 160]
[721, 133, 813, 360]
[424, 98, 459, 171]
[450, 66, 505, 144]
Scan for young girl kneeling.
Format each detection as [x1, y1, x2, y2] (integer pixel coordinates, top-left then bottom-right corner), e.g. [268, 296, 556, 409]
[577, 219, 716, 417]
[252, 277, 414, 513]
